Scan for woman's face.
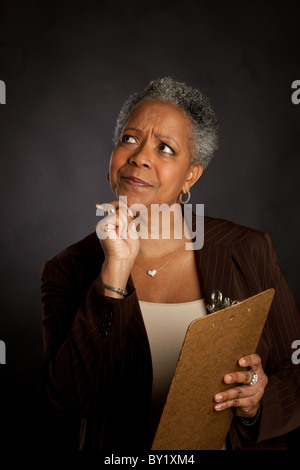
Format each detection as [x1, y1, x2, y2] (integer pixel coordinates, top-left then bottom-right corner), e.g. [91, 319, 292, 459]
[109, 100, 203, 209]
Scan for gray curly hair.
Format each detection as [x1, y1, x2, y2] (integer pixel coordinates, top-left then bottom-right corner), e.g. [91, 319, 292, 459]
[113, 77, 218, 170]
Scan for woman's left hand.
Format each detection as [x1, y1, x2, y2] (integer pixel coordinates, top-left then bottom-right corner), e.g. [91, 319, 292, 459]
[213, 353, 268, 418]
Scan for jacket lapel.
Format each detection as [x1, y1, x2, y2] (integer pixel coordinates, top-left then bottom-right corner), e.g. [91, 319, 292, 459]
[196, 216, 250, 306]
[196, 240, 234, 308]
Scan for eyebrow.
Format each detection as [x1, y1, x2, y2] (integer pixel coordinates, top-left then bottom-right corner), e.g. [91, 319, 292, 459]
[123, 127, 143, 134]
[123, 127, 179, 147]
[155, 133, 179, 147]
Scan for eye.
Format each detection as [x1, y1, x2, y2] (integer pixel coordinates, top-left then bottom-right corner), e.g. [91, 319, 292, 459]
[121, 135, 137, 144]
[158, 143, 175, 155]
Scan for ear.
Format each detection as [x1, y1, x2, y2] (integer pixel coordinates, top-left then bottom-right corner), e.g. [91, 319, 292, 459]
[184, 163, 203, 191]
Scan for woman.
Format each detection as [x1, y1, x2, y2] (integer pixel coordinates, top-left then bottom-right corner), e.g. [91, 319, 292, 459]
[40, 77, 300, 450]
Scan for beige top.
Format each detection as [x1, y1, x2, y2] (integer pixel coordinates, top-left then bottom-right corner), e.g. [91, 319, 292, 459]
[139, 298, 207, 440]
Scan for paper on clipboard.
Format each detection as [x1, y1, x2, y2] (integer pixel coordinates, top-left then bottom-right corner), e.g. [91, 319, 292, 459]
[151, 288, 275, 450]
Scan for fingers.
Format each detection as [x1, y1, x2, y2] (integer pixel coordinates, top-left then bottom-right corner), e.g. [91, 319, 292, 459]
[213, 354, 268, 417]
[214, 383, 254, 408]
[222, 369, 256, 387]
[96, 201, 135, 240]
[214, 382, 262, 415]
[214, 388, 259, 413]
[221, 353, 263, 386]
[238, 353, 262, 372]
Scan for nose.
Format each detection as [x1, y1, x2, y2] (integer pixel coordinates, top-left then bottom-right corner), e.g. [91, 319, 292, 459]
[128, 143, 153, 169]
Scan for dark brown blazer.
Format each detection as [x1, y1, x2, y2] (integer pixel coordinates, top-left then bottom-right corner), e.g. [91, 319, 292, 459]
[40, 216, 300, 450]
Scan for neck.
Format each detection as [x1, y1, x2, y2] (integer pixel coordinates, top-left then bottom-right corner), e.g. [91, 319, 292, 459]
[138, 236, 183, 259]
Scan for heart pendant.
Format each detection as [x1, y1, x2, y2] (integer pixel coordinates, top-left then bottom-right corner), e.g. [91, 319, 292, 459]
[147, 269, 157, 277]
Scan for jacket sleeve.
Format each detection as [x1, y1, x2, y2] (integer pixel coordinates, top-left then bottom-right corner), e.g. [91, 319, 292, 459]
[230, 231, 300, 448]
[40, 253, 140, 417]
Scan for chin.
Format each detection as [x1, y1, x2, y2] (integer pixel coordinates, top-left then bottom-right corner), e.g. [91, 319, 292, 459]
[115, 191, 141, 207]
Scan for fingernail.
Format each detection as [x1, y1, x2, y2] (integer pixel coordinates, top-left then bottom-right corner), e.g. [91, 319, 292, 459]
[215, 404, 222, 411]
[224, 375, 232, 383]
[215, 394, 223, 402]
[239, 359, 246, 366]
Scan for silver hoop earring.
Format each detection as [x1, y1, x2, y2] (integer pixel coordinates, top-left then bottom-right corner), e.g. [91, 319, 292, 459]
[179, 190, 191, 204]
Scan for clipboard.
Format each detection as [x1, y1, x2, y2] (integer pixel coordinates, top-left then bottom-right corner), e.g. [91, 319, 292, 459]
[151, 288, 275, 450]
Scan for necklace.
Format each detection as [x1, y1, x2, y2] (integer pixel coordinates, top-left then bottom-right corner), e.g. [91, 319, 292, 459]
[134, 238, 184, 277]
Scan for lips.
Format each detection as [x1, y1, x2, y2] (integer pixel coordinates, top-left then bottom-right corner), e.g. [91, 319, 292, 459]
[122, 176, 153, 188]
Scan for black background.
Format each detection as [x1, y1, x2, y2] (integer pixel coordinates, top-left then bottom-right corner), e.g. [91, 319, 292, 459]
[0, 0, 299, 450]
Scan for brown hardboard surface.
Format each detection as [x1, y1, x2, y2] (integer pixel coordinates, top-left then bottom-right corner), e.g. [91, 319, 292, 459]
[151, 288, 275, 450]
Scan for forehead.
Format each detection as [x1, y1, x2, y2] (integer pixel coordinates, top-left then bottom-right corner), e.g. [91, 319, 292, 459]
[125, 100, 192, 139]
